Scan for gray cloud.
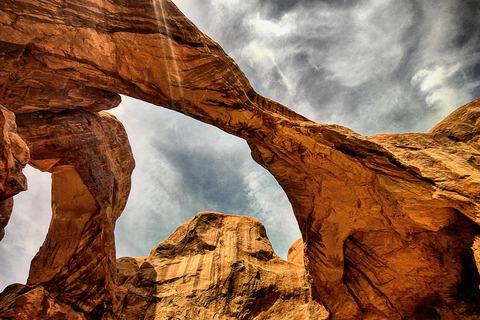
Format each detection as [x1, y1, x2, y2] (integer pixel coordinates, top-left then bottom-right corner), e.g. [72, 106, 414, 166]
[0, 167, 51, 291]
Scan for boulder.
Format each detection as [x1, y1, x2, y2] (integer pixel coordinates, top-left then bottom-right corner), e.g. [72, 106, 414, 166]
[287, 238, 304, 266]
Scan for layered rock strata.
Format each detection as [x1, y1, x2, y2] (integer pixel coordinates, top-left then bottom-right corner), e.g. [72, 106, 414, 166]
[287, 238, 304, 266]
[0, 110, 134, 319]
[0, 105, 28, 241]
[114, 211, 328, 320]
[0, 0, 480, 319]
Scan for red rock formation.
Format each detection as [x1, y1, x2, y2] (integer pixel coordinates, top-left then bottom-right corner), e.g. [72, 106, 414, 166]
[115, 211, 328, 320]
[0, 105, 29, 241]
[0, 110, 134, 319]
[287, 238, 304, 266]
[0, 284, 85, 320]
[244, 95, 480, 319]
[0, 0, 480, 319]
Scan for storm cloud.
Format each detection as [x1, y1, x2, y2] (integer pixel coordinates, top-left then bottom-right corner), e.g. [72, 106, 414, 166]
[1, 0, 479, 291]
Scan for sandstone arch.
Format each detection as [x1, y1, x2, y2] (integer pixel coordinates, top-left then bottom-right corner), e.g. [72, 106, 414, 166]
[0, 0, 480, 319]
[0, 110, 134, 319]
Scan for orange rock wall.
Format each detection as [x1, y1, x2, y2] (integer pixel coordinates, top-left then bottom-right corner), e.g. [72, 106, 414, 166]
[0, 106, 28, 241]
[0, 110, 134, 319]
[115, 212, 329, 320]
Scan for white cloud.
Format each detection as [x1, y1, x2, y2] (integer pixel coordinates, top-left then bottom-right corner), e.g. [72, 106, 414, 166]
[241, 41, 295, 95]
[411, 64, 461, 93]
[411, 63, 477, 123]
[247, 12, 296, 38]
[323, 0, 414, 87]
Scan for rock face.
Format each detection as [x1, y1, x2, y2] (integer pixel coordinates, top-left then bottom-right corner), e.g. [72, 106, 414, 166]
[0, 0, 480, 319]
[252, 99, 480, 319]
[0, 110, 134, 319]
[287, 238, 304, 266]
[115, 212, 328, 320]
[0, 106, 28, 241]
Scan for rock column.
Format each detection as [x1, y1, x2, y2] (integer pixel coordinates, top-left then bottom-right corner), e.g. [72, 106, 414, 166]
[4, 110, 135, 319]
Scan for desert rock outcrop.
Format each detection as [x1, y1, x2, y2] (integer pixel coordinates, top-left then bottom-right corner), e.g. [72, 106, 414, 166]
[0, 109, 134, 319]
[0, 105, 28, 241]
[115, 211, 328, 320]
[287, 238, 304, 266]
[0, 0, 480, 319]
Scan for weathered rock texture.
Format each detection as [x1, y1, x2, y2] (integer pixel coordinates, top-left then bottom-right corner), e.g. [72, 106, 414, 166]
[115, 211, 328, 320]
[287, 238, 304, 266]
[0, 110, 134, 319]
[0, 0, 480, 319]
[0, 105, 28, 241]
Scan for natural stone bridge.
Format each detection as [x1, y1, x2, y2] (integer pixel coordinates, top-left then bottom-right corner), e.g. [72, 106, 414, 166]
[0, 1, 479, 319]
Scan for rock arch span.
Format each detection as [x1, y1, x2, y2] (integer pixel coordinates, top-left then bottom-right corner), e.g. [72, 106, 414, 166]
[0, 0, 479, 319]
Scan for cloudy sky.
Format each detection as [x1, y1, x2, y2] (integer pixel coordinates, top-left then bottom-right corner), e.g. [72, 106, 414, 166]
[1, 0, 479, 291]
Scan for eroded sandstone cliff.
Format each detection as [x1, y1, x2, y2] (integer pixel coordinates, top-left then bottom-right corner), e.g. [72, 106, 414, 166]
[0, 109, 134, 320]
[114, 212, 328, 320]
[0, 0, 479, 319]
[0, 106, 28, 242]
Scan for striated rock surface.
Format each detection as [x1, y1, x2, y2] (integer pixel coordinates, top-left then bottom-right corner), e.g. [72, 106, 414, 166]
[114, 211, 328, 320]
[287, 238, 304, 266]
[249, 100, 480, 319]
[0, 105, 28, 241]
[474, 236, 480, 278]
[0, 198, 13, 242]
[0, 0, 480, 319]
[0, 284, 86, 320]
[0, 109, 134, 319]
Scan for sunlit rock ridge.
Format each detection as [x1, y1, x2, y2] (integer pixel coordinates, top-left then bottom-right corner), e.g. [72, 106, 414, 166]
[114, 211, 328, 320]
[0, 0, 479, 319]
